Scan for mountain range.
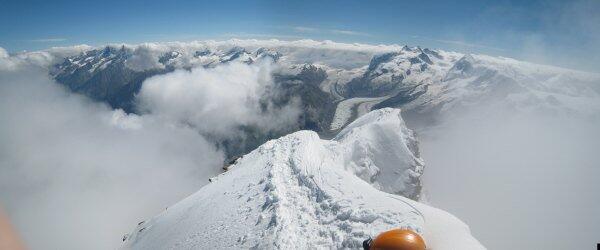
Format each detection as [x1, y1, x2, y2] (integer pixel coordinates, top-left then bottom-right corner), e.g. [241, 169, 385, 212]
[48, 40, 600, 157]
[4, 39, 600, 249]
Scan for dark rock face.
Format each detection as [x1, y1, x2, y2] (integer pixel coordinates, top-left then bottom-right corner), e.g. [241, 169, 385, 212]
[373, 84, 427, 110]
[423, 48, 442, 59]
[344, 52, 403, 98]
[206, 65, 335, 160]
[158, 51, 181, 64]
[52, 46, 172, 113]
[444, 55, 475, 81]
[342, 50, 432, 102]
[51, 46, 283, 113]
[345, 75, 402, 98]
[220, 47, 249, 63]
[273, 65, 335, 133]
[367, 52, 401, 72]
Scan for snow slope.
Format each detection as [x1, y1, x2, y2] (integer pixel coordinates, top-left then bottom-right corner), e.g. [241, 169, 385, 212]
[330, 96, 388, 130]
[122, 108, 483, 249]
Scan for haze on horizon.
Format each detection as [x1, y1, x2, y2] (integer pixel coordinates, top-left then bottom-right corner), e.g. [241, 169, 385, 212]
[1, 0, 599, 72]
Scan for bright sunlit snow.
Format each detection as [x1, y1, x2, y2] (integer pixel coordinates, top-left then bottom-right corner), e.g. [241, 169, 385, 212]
[122, 108, 483, 249]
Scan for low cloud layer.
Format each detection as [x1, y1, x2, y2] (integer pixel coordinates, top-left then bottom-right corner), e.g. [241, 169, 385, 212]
[0, 50, 303, 250]
[0, 53, 226, 249]
[136, 61, 301, 139]
[419, 104, 600, 250]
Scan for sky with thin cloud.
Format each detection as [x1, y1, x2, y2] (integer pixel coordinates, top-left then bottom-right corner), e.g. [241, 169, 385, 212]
[1, 0, 599, 71]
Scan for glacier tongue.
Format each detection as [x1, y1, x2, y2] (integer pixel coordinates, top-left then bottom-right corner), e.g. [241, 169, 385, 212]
[122, 108, 483, 249]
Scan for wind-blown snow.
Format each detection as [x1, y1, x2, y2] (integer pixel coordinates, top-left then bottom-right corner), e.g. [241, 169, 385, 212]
[122, 108, 483, 249]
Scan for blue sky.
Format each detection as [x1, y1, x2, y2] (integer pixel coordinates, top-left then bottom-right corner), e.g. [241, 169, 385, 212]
[1, 0, 599, 71]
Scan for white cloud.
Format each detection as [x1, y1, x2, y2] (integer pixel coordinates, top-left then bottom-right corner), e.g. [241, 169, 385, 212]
[27, 38, 67, 42]
[0, 53, 224, 250]
[293, 26, 319, 33]
[0, 46, 88, 71]
[331, 29, 371, 36]
[125, 44, 165, 71]
[289, 26, 371, 37]
[413, 35, 506, 51]
[136, 61, 301, 139]
[420, 101, 600, 250]
[219, 33, 303, 40]
[0, 47, 8, 58]
[0, 50, 303, 249]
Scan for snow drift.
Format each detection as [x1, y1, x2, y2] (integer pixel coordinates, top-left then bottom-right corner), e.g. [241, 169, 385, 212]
[122, 108, 483, 249]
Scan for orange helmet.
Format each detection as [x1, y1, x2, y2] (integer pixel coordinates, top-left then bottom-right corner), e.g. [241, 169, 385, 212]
[369, 229, 426, 250]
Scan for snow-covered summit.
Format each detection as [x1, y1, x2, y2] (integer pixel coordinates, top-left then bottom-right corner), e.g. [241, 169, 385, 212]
[121, 108, 483, 249]
[342, 46, 460, 98]
[334, 108, 424, 199]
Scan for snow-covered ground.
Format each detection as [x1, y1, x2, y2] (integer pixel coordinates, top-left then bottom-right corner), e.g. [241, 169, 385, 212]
[330, 96, 388, 130]
[122, 109, 484, 249]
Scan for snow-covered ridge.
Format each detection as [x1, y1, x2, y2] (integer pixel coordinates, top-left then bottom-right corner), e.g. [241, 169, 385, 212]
[121, 108, 484, 249]
[334, 108, 424, 199]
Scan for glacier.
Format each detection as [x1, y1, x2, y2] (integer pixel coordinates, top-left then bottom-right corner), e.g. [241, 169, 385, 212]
[43, 39, 600, 132]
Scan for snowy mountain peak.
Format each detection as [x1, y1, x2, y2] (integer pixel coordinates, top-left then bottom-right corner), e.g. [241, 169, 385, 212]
[343, 48, 454, 98]
[443, 54, 477, 81]
[334, 108, 424, 199]
[423, 48, 443, 59]
[121, 108, 483, 250]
